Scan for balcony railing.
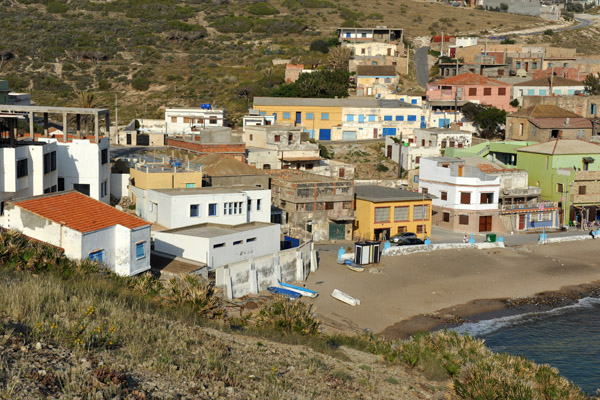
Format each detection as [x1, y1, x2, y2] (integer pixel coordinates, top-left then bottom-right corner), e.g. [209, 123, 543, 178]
[501, 201, 558, 212]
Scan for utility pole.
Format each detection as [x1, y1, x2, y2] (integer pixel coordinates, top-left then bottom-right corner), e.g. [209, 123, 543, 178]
[397, 132, 403, 179]
[406, 45, 410, 75]
[115, 94, 119, 144]
[441, 31, 444, 57]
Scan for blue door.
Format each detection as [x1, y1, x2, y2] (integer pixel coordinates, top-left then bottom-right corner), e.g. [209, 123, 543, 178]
[438, 118, 450, 128]
[382, 127, 396, 136]
[89, 250, 103, 262]
[319, 129, 331, 140]
[295, 112, 302, 124]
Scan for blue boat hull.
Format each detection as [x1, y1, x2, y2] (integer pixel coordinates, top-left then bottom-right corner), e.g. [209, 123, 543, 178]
[268, 286, 301, 299]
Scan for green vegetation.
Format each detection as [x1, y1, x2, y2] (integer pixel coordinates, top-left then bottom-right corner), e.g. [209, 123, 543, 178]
[462, 102, 507, 139]
[584, 72, 600, 95]
[248, 2, 280, 16]
[271, 69, 349, 98]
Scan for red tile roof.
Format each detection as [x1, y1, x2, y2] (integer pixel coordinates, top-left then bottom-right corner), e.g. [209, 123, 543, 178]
[431, 73, 509, 87]
[12, 191, 149, 233]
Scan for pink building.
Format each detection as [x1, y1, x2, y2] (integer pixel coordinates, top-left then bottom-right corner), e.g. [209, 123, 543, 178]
[426, 73, 514, 111]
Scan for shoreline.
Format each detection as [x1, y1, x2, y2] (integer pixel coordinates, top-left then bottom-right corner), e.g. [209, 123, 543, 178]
[379, 280, 600, 340]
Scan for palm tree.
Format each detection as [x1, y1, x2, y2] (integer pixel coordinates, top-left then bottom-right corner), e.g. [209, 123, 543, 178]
[70, 90, 97, 136]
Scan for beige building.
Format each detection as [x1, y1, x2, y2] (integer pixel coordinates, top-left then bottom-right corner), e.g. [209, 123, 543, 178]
[506, 105, 592, 142]
[356, 65, 398, 97]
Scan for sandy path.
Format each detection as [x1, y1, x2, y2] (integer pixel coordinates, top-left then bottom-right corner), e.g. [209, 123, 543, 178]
[304, 240, 600, 336]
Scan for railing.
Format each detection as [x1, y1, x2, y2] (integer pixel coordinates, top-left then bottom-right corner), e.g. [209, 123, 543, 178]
[501, 201, 557, 211]
[476, 144, 490, 157]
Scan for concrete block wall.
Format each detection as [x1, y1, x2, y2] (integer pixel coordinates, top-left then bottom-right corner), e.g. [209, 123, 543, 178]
[216, 242, 316, 300]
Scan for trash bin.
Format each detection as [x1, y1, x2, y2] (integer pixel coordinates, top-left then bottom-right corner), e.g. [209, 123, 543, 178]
[485, 233, 496, 243]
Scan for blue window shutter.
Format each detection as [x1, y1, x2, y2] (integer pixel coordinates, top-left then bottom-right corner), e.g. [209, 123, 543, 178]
[358, 115, 365, 123]
[136, 243, 144, 258]
[384, 115, 392, 121]
[407, 115, 416, 122]
[411, 99, 417, 105]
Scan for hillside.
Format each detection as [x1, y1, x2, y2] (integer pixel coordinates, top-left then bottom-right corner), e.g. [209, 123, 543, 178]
[0, 0, 553, 125]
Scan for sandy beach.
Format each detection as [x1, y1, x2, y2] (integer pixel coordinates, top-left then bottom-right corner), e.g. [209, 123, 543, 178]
[304, 240, 600, 338]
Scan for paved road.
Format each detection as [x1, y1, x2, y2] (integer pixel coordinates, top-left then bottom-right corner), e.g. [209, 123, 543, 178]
[521, 14, 595, 36]
[414, 46, 430, 89]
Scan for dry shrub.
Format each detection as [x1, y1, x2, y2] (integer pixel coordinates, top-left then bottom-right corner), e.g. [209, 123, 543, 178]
[164, 275, 224, 319]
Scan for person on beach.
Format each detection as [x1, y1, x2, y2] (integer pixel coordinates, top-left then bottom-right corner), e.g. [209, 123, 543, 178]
[590, 230, 595, 239]
[463, 234, 468, 243]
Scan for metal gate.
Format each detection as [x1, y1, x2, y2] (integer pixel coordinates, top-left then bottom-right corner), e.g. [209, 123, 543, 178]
[329, 222, 346, 240]
[137, 134, 150, 146]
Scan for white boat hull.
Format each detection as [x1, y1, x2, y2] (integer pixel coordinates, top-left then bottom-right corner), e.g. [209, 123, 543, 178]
[331, 289, 360, 306]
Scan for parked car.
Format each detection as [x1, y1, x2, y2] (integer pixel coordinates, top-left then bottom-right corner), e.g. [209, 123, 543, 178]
[390, 232, 417, 244]
[396, 238, 425, 246]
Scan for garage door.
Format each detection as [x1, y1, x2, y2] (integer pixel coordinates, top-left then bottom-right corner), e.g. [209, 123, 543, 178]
[382, 127, 396, 137]
[342, 131, 357, 140]
[329, 222, 346, 240]
[319, 129, 331, 141]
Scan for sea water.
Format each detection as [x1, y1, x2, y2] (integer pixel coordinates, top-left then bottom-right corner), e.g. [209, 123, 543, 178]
[452, 297, 600, 395]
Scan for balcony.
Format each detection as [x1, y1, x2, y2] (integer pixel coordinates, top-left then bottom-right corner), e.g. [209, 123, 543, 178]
[501, 201, 558, 212]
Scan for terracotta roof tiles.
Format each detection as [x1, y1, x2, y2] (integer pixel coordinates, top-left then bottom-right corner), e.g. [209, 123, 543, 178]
[12, 191, 149, 233]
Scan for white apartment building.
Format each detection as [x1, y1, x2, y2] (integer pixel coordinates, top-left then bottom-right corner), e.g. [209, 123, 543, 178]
[133, 186, 271, 229]
[418, 157, 501, 233]
[165, 107, 226, 133]
[38, 137, 111, 203]
[414, 128, 472, 150]
[154, 221, 281, 269]
[0, 140, 58, 214]
[2, 191, 151, 276]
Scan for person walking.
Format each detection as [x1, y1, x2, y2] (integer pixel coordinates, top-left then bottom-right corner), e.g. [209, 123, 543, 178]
[590, 230, 596, 239]
[463, 234, 468, 243]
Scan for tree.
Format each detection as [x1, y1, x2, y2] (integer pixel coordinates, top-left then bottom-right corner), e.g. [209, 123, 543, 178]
[70, 90, 97, 135]
[271, 69, 349, 98]
[310, 39, 330, 54]
[327, 46, 351, 71]
[584, 73, 600, 95]
[462, 102, 506, 139]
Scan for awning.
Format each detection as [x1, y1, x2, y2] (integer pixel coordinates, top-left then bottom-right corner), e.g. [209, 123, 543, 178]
[329, 216, 355, 222]
[583, 157, 595, 163]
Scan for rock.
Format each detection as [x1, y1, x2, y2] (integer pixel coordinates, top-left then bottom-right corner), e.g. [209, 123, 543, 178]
[20, 346, 27, 353]
[35, 342, 42, 350]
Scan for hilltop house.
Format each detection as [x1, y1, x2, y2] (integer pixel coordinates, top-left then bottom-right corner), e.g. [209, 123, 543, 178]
[355, 65, 398, 97]
[338, 27, 406, 74]
[2, 191, 151, 276]
[512, 76, 586, 103]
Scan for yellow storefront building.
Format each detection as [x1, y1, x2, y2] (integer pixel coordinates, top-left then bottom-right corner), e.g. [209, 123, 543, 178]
[353, 185, 434, 241]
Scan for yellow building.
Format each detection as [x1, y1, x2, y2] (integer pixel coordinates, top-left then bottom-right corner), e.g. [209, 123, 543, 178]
[254, 97, 385, 141]
[353, 185, 433, 240]
[129, 159, 204, 203]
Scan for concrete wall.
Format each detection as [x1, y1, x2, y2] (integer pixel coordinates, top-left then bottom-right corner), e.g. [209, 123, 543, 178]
[216, 241, 317, 300]
[129, 166, 204, 190]
[110, 173, 129, 199]
[153, 223, 280, 269]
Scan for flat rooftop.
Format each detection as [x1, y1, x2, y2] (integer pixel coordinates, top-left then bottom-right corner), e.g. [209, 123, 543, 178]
[267, 169, 348, 183]
[152, 186, 266, 196]
[355, 185, 435, 202]
[161, 221, 276, 238]
[0, 105, 109, 115]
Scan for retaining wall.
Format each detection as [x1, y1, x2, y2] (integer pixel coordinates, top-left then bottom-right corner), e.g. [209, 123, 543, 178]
[383, 241, 505, 256]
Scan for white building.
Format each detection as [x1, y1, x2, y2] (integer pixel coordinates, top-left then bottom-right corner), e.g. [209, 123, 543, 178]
[512, 76, 586, 103]
[418, 157, 500, 233]
[154, 221, 280, 269]
[414, 128, 472, 150]
[165, 107, 226, 133]
[2, 191, 151, 276]
[1, 139, 58, 213]
[38, 137, 111, 203]
[133, 186, 271, 229]
[243, 112, 276, 129]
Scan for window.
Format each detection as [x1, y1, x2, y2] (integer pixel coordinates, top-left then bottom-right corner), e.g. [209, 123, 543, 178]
[422, 187, 428, 194]
[416, 225, 425, 234]
[213, 243, 225, 248]
[305, 163, 314, 170]
[396, 116, 404, 121]
[171, 116, 177, 123]
[136, 242, 145, 259]
[407, 115, 417, 122]
[208, 203, 217, 216]
[394, 206, 409, 221]
[557, 183, 563, 193]
[274, 135, 280, 142]
[257, 199, 262, 210]
[346, 115, 354, 122]
[460, 192, 471, 204]
[0, 201, 3, 216]
[263, 164, 271, 170]
[233, 240, 243, 246]
[591, 104, 597, 115]
[411, 99, 418, 105]
[73, 183, 90, 196]
[413, 205, 428, 220]
[483, 88, 492, 96]
[532, 61, 537, 69]
[44, 151, 57, 174]
[101, 148, 108, 164]
[209, 116, 217, 124]
[579, 186, 586, 195]
[183, 117, 190, 123]
[58, 178, 65, 191]
[51, 185, 57, 193]
[321, 113, 329, 120]
[516, 61, 521, 69]
[89, 250, 103, 262]
[368, 115, 376, 122]
[415, 156, 421, 164]
[480, 192, 494, 204]
[16, 159, 28, 178]
[498, 87, 506, 96]
[186, 183, 196, 188]
[325, 202, 334, 210]
[343, 201, 352, 209]
[101, 180, 108, 197]
[384, 115, 392, 121]
[468, 88, 477, 96]
[246, 237, 256, 243]
[283, 112, 291, 119]
[441, 191, 448, 201]
[459, 215, 469, 225]
[306, 113, 314, 120]
[374, 207, 390, 223]
[190, 204, 199, 217]
[443, 212, 450, 222]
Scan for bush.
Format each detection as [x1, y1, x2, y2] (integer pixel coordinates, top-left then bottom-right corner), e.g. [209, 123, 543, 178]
[543, 29, 554, 36]
[256, 297, 320, 336]
[46, 1, 68, 14]
[131, 77, 150, 91]
[248, 2, 279, 15]
[310, 38, 330, 53]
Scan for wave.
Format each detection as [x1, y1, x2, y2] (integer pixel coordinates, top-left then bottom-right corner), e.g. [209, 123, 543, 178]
[452, 297, 600, 337]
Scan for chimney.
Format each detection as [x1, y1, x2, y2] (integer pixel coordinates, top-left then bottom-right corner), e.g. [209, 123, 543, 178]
[565, 117, 570, 126]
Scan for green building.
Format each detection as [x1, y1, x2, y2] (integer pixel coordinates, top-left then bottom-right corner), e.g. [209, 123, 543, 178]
[516, 140, 600, 226]
[0, 80, 9, 105]
[444, 140, 538, 166]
